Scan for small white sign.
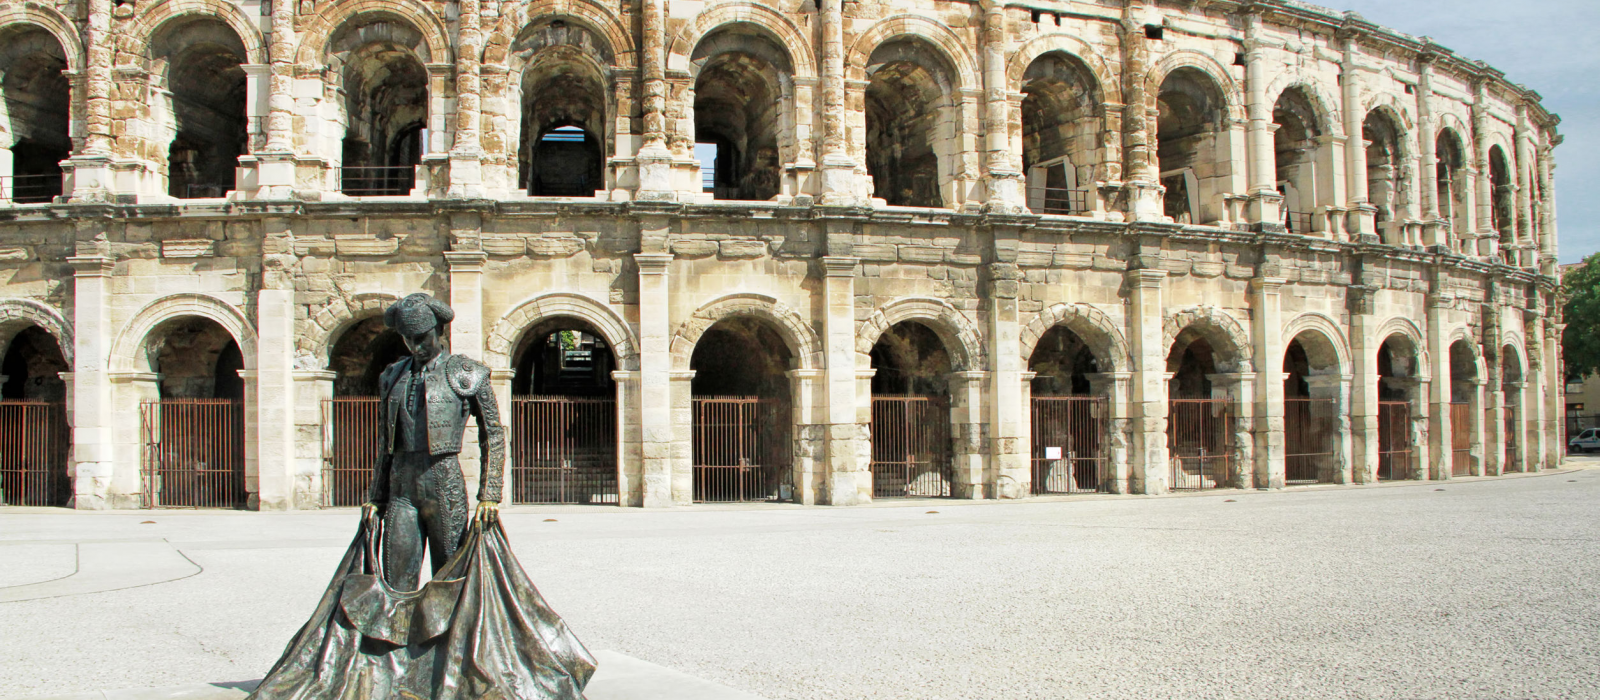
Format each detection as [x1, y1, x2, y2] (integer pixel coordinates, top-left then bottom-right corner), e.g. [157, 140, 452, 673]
[1044, 447, 1063, 460]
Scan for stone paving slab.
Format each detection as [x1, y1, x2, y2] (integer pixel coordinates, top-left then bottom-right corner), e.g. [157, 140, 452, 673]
[0, 541, 199, 602]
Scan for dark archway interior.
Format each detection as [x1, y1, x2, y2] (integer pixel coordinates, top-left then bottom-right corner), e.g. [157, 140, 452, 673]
[690, 316, 792, 398]
[1, 29, 70, 202]
[1166, 330, 1217, 399]
[1449, 341, 1477, 404]
[336, 22, 427, 176]
[1021, 52, 1099, 215]
[1283, 339, 1311, 398]
[519, 57, 605, 196]
[1377, 336, 1416, 402]
[1, 326, 67, 401]
[692, 29, 786, 201]
[1490, 145, 1513, 237]
[328, 316, 407, 397]
[871, 321, 952, 397]
[147, 316, 243, 400]
[1272, 88, 1320, 224]
[865, 39, 950, 208]
[1363, 110, 1403, 231]
[1156, 68, 1223, 223]
[1028, 325, 1099, 396]
[512, 317, 616, 397]
[1436, 130, 1468, 236]
[154, 19, 247, 198]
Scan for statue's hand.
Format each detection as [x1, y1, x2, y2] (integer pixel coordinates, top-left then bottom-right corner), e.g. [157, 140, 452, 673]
[475, 500, 500, 525]
[362, 502, 380, 521]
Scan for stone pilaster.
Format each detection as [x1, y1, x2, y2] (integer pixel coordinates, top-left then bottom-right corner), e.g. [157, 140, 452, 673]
[1087, 372, 1134, 493]
[1121, 3, 1161, 221]
[1127, 267, 1168, 493]
[1252, 275, 1285, 488]
[292, 369, 336, 506]
[1416, 50, 1441, 246]
[1348, 283, 1379, 483]
[1305, 374, 1355, 483]
[788, 369, 824, 505]
[1339, 28, 1376, 237]
[1241, 8, 1282, 229]
[67, 255, 116, 508]
[1210, 372, 1256, 489]
[822, 253, 865, 504]
[635, 251, 673, 507]
[1515, 103, 1536, 267]
[449, 0, 484, 199]
[1426, 293, 1451, 480]
[444, 249, 489, 360]
[980, 0, 1022, 211]
[254, 270, 299, 510]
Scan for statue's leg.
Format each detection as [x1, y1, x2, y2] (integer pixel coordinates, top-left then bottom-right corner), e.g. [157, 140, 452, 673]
[421, 456, 469, 574]
[382, 496, 424, 591]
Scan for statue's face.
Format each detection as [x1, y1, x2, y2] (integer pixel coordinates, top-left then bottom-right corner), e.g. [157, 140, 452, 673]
[403, 325, 442, 364]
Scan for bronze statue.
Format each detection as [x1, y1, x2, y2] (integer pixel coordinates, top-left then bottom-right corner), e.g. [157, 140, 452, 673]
[248, 293, 595, 700]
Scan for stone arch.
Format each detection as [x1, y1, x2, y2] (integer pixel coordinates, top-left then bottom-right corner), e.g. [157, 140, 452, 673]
[1436, 116, 1475, 150]
[0, 7, 83, 72]
[1147, 49, 1243, 121]
[1361, 92, 1416, 133]
[483, 0, 633, 68]
[1162, 306, 1252, 372]
[857, 297, 984, 373]
[1478, 128, 1516, 164]
[1501, 340, 1526, 382]
[111, 294, 257, 372]
[1372, 315, 1429, 376]
[1006, 33, 1120, 105]
[297, 292, 399, 368]
[1362, 102, 1416, 164]
[1281, 312, 1349, 374]
[671, 293, 821, 372]
[1263, 75, 1344, 137]
[0, 298, 73, 366]
[1446, 325, 1487, 382]
[1019, 303, 1130, 373]
[295, 0, 452, 65]
[129, 0, 266, 66]
[488, 292, 639, 372]
[845, 15, 980, 91]
[671, 3, 816, 80]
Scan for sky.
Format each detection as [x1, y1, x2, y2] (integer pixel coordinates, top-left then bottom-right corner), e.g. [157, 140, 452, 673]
[1315, 0, 1600, 263]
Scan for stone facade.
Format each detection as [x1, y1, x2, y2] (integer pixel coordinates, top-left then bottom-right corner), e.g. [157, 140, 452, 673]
[0, 0, 1563, 510]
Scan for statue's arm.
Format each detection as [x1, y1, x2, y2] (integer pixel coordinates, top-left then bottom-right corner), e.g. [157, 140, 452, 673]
[471, 376, 506, 503]
[367, 366, 398, 506]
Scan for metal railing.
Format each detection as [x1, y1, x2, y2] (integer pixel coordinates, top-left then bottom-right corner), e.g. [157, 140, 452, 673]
[512, 396, 618, 505]
[1504, 411, 1520, 472]
[322, 397, 381, 507]
[1, 174, 62, 204]
[1030, 396, 1108, 494]
[1451, 402, 1472, 477]
[0, 401, 69, 507]
[140, 399, 246, 509]
[1168, 398, 1234, 490]
[341, 166, 415, 196]
[692, 396, 791, 503]
[181, 183, 231, 199]
[1284, 211, 1314, 234]
[1377, 400, 1412, 481]
[871, 396, 951, 498]
[1284, 398, 1335, 483]
[1036, 187, 1092, 216]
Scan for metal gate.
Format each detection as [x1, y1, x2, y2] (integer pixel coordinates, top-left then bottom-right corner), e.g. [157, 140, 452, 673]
[692, 396, 790, 502]
[1284, 398, 1335, 483]
[140, 399, 245, 508]
[871, 396, 951, 498]
[322, 397, 382, 506]
[1030, 396, 1107, 494]
[1504, 410, 1520, 472]
[1168, 399, 1234, 490]
[512, 396, 618, 505]
[0, 401, 68, 506]
[1451, 402, 1472, 477]
[1377, 400, 1412, 480]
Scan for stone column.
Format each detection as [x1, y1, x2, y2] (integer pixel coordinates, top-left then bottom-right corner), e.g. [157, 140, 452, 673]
[1406, 377, 1432, 481]
[1416, 52, 1440, 246]
[254, 274, 299, 509]
[1538, 144, 1558, 269]
[817, 0, 856, 203]
[67, 255, 116, 508]
[292, 369, 336, 507]
[980, 0, 1021, 211]
[787, 368, 824, 505]
[1542, 317, 1562, 468]
[1315, 134, 1348, 238]
[1348, 286, 1379, 483]
[1242, 10, 1281, 229]
[612, 370, 642, 505]
[1471, 79, 1493, 256]
[444, 250, 488, 360]
[635, 251, 673, 506]
[669, 369, 694, 504]
[635, 0, 674, 200]
[1127, 267, 1168, 493]
[949, 370, 989, 498]
[422, 64, 455, 197]
[1506, 379, 1527, 472]
[1087, 371, 1133, 493]
[1121, 4, 1161, 222]
[450, 0, 484, 198]
[64, 0, 115, 201]
[1484, 340, 1505, 476]
[1251, 275, 1285, 488]
[110, 371, 160, 505]
[1210, 372, 1256, 489]
[1515, 103, 1536, 267]
[1425, 293, 1450, 480]
[987, 251, 1027, 497]
[1340, 31, 1375, 238]
[489, 368, 513, 503]
[822, 253, 865, 504]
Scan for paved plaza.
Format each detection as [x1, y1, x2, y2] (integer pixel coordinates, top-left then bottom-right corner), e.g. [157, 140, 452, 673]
[3, 464, 1598, 700]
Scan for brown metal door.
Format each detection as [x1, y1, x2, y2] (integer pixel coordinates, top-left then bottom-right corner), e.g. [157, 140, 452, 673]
[1030, 396, 1107, 494]
[1377, 401, 1412, 480]
[1504, 410, 1519, 472]
[323, 397, 382, 506]
[870, 396, 951, 498]
[1284, 398, 1335, 483]
[512, 396, 619, 505]
[140, 399, 245, 508]
[692, 396, 790, 502]
[0, 401, 68, 506]
[1168, 399, 1234, 490]
[1450, 402, 1472, 477]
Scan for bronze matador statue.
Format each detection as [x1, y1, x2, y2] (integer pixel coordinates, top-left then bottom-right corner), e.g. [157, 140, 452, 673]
[364, 292, 505, 590]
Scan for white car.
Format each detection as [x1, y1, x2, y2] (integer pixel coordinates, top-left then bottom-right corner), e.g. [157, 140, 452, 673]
[1569, 428, 1600, 453]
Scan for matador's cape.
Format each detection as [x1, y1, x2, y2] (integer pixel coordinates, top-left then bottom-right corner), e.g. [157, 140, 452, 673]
[247, 514, 596, 699]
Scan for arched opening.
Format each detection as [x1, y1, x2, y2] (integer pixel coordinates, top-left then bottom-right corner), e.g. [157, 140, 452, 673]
[320, 316, 406, 506]
[1155, 68, 1225, 224]
[1490, 145, 1513, 242]
[1273, 88, 1322, 234]
[865, 38, 956, 208]
[1376, 334, 1420, 481]
[1449, 340, 1479, 477]
[1501, 345, 1524, 473]
[0, 27, 70, 204]
[152, 18, 247, 199]
[1020, 52, 1100, 217]
[332, 18, 428, 196]
[1283, 332, 1341, 484]
[691, 27, 789, 201]
[1166, 328, 1235, 489]
[1026, 325, 1107, 493]
[1362, 109, 1404, 242]
[516, 26, 608, 198]
[1436, 129, 1469, 245]
[689, 316, 793, 502]
[510, 317, 619, 504]
[139, 316, 246, 508]
[0, 325, 68, 506]
[870, 321, 953, 497]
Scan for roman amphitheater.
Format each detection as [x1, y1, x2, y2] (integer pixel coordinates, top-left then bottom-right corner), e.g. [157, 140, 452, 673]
[0, 0, 1562, 511]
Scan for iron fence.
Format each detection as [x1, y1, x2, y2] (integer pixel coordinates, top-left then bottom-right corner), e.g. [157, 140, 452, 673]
[1377, 400, 1412, 481]
[1451, 402, 1472, 477]
[1284, 398, 1335, 483]
[322, 397, 381, 507]
[0, 401, 68, 507]
[871, 396, 951, 498]
[1, 174, 61, 204]
[1168, 398, 1234, 490]
[1037, 187, 1092, 216]
[692, 396, 790, 503]
[1504, 410, 1520, 472]
[341, 166, 415, 196]
[140, 399, 245, 509]
[512, 396, 619, 505]
[1030, 396, 1107, 494]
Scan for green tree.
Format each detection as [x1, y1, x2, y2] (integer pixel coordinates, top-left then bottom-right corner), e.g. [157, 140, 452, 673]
[1562, 252, 1600, 381]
